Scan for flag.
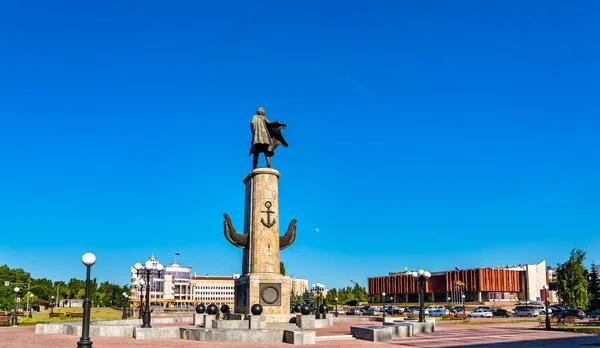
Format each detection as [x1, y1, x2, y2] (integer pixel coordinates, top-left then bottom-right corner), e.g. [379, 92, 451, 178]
[455, 266, 460, 271]
[456, 280, 465, 286]
[175, 252, 181, 256]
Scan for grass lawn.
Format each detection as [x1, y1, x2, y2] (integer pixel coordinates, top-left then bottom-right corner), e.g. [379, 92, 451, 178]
[17, 308, 132, 326]
[541, 324, 600, 335]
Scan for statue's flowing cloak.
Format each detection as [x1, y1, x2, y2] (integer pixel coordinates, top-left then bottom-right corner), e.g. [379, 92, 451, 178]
[249, 116, 288, 156]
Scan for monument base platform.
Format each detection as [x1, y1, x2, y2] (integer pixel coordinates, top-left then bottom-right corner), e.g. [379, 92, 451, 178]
[235, 273, 291, 316]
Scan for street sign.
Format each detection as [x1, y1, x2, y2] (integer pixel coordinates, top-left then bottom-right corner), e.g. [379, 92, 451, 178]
[4, 281, 9, 286]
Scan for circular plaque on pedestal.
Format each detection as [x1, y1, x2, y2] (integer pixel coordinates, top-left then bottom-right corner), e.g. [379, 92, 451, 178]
[260, 285, 279, 305]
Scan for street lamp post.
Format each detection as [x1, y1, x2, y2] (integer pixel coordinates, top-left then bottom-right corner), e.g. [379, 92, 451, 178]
[77, 252, 96, 348]
[335, 297, 338, 317]
[134, 260, 164, 328]
[29, 293, 34, 318]
[382, 292, 386, 318]
[462, 294, 466, 314]
[311, 283, 324, 318]
[138, 279, 145, 319]
[542, 285, 551, 330]
[122, 292, 129, 320]
[411, 269, 431, 323]
[51, 296, 55, 314]
[12, 287, 20, 326]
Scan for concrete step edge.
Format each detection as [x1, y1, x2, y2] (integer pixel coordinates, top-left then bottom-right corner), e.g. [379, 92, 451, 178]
[316, 334, 355, 341]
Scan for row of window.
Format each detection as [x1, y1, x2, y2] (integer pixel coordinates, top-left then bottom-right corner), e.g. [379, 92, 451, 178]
[193, 291, 234, 294]
[193, 286, 233, 290]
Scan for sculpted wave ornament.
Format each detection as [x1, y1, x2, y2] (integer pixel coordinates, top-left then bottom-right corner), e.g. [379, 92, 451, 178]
[223, 213, 296, 250]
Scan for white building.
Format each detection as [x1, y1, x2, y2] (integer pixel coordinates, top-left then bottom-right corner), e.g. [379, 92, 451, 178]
[130, 255, 239, 308]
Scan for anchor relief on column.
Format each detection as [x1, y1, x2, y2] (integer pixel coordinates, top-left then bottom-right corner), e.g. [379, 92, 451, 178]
[223, 212, 297, 250]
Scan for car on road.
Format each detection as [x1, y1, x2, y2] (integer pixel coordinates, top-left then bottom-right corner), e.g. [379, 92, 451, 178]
[586, 309, 600, 318]
[515, 308, 539, 317]
[345, 309, 359, 315]
[492, 309, 512, 318]
[468, 309, 493, 318]
[552, 309, 585, 320]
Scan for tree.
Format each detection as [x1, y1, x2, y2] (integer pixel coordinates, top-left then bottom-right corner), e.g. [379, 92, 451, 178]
[302, 291, 316, 309]
[557, 249, 590, 310]
[67, 278, 85, 300]
[352, 282, 368, 302]
[589, 263, 600, 310]
[280, 262, 286, 276]
[324, 288, 338, 306]
[0, 264, 123, 311]
[291, 294, 303, 307]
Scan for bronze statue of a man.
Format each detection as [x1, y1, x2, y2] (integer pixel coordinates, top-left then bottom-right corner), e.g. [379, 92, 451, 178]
[249, 107, 288, 169]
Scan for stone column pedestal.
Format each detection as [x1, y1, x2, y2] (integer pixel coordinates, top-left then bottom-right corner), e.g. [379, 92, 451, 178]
[249, 315, 267, 329]
[202, 314, 216, 328]
[233, 168, 292, 315]
[235, 272, 291, 315]
[296, 314, 316, 329]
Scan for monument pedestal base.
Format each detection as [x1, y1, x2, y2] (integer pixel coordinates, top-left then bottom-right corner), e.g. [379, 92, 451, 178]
[235, 273, 291, 315]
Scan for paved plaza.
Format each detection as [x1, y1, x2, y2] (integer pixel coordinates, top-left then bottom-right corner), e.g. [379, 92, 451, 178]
[1, 320, 599, 348]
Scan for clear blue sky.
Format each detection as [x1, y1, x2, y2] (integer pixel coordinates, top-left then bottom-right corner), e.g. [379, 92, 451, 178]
[1, 1, 599, 290]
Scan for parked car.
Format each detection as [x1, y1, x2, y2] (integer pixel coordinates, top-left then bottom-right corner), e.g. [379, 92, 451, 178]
[387, 308, 404, 315]
[515, 308, 539, 317]
[586, 309, 600, 318]
[468, 309, 493, 318]
[514, 306, 535, 313]
[550, 304, 566, 312]
[552, 309, 585, 320]
[474, 306, 495, 312]
[411, 308, 430, 315]
[530, 305, 550, 315]
[492, 309, 512, 318]
[346, 309, 359, 315]
[429, 309, 446, 317]
[362, 308, 376, 316]
[451, 306, 465, 313]
[518, 300, 532, 305]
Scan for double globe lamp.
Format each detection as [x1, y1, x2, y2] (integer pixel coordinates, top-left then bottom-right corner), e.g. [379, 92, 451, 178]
[411, 269, 431, 323]
[133, 260, 164, 328]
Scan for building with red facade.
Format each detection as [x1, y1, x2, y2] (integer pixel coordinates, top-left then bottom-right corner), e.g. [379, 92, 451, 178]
[368, 261, 549, 303]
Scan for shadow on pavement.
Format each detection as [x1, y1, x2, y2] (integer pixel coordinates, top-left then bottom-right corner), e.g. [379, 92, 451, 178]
[390, 335, 600, 347]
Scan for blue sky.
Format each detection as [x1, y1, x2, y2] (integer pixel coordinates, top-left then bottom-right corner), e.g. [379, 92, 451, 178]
[0, 1, 599, 290]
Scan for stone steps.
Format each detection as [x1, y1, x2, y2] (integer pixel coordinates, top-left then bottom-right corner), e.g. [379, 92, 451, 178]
[316, 334, 355, 341]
